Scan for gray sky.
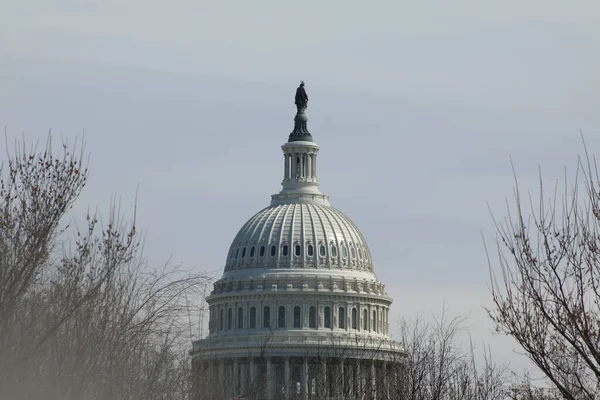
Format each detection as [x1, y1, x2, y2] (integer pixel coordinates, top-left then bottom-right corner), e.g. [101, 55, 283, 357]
[2, 0, 599, 374]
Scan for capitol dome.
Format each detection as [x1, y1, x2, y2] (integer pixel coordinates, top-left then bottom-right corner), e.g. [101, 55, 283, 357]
[224, 203, 374, 275]
[191, 84, 402, 400]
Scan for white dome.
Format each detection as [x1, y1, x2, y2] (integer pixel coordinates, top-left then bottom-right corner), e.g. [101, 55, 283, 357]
[224, 203, 374, 273]
[192, 98, 403, 400]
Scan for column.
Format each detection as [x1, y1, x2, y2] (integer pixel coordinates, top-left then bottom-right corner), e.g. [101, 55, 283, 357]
[382, 361, 388, 400]
[199, 361, 206, 396]
[219, 359, 225, 398]
[284, 357, 291, 397]
[284, 154, 289, 180]
[210, 360, 216, 385]
[249, 357, 255, 391]
[306, 153, 312, 180]
[320, 359, 327, 398]
[245, 303, 249, 330]
[240, 359, 246, 395]
[302, 357, 309, 400]
[387, 310, 390, 334]
[229, 362, 235, 397]
[233, 303, 237, 332]
[371, 360, 377, 400]
[233, 358, 239, 395]
[356, 361, 362, 398]
[338, 358, 345, 398]
[266, 357, 274, 400]
[346, 302, 350, 331]
[305, 153, 310, 178]
[312, 153, 317, 179]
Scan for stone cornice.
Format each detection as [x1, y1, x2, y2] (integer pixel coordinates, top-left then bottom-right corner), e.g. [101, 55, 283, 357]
[209, 274, 388, 300]
[207, 291, 393, 306]
[191, 331, 404, 359]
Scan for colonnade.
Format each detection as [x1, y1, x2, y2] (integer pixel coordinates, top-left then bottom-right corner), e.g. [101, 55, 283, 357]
[194, 355, 396, 400]
[209, 302, 390, 336]
[283, 152, 317, 181]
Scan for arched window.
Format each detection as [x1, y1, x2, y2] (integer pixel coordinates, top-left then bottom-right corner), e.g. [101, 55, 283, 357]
[260, 246, 265, 257]
[373, 310, 377, 332]
[319, 244, 326, 256]
[235, 249, 239, 259]
[278, 306, 286, 328]
[282, 245, 289, 256]
[363, 309, 368, 331]
[241, 248, 246, 258]
[227, 308, 233, 330]
[250, 247, 255, 257]
[338, 307, 345, 329]
[351, 247, 356, 258]
[324, 307, 331, 328]
[331, 246, 338, 257]
[342, 246, 348, 258]
[358, 248, 363, 259]
[250, 307, 256, 329]
[295, 244, 301, 256]
[307, 244, 314, 257]
[219, 309, 224, 331]
[263, 306, 271, 328]
[293, 306, 301, 328]
[238, 307, 244, 329]
[309, 306, 317, 328]
[270, 245, 277, 256]
[351, 308, 357, 329]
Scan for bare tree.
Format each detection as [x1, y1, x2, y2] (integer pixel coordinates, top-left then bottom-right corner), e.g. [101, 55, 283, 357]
[0, 135, 209, 400]
[488, 142, 600, 400]
[393, 310, 509, 400]
[192, 308, 514, 400]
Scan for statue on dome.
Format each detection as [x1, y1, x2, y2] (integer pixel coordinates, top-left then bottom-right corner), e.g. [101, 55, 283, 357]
[295, 81, 308, 113]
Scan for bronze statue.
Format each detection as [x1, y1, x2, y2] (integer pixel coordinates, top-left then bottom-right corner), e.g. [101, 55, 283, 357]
[295, 81, 308, 113]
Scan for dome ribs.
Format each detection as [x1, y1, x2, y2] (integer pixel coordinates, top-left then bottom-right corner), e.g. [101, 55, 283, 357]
[266, 205, 287, 268]
[310, 205, 330, 268]
[222, 205, 375, 273]
[331, 207, 354, 267]
[278, 204, 294, 268]
[285, 204, 297, 268]
[318, 205, 341, 268]
[305, 204, 319, 268]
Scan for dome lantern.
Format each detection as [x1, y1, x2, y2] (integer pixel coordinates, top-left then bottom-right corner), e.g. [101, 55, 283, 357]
[272, 82, 330, 206]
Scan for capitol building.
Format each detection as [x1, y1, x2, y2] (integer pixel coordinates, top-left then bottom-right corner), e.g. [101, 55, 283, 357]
[191, 85, 403, 400]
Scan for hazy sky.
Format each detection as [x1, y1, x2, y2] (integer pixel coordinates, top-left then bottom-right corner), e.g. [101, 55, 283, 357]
[2, 0, 599, 374]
